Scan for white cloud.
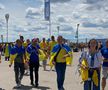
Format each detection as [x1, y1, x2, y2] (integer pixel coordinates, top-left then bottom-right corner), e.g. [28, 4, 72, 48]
[1, 0, 108, 42]
[13, 25, 28, 33]
[18, 0, 43, 7]
[0, 3, 5, 10]
[82, 18, 108, 28]
[26, 7, 43, 19]
[82, 0, 105, 4]
[51, 0, 71, 3]
[57, 15, 66, 23]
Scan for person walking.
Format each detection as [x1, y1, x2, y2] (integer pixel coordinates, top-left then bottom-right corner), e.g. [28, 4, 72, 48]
[79, 39, 102, 90]
[101, 39, 108, 90]
[49, 36, 72, 90]
[9, 39, 26, 87]
[26, 38, 40, 87]
[40, 38, 48, 71]
[49, 36, 57, 71]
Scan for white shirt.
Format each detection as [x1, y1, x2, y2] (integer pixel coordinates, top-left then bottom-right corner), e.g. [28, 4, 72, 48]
[79, 51, 102, 68]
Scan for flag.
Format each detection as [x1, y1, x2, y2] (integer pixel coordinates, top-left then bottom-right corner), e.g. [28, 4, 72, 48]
[44, 0, 50, 21]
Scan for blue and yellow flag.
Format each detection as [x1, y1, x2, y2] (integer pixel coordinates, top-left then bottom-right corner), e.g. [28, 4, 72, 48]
[10, 47, 17, 64]
[49, 44, 73, 66]
[80, 59, 99, 86]
[10, 45, 25, 64]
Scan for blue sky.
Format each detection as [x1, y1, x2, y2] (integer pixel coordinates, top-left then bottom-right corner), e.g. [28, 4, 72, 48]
[0, 0, 108, 42]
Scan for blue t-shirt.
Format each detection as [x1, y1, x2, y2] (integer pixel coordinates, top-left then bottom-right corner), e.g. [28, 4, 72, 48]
[11, 45, 25, 55]
[11, 45, 25, 63]
[27, 44, 40, 63]
[101, 47, 108, 67]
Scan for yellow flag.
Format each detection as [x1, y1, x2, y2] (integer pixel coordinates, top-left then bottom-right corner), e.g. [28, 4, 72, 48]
[92, 70, 98, 86]
[80, 59, 88, 81]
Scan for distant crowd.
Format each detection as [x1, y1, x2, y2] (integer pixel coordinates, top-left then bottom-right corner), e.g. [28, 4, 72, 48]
[0, 35, 108, 90]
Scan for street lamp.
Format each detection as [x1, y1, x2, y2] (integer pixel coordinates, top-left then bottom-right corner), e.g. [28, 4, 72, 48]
[76, 24, 80, 46]
[57, 26, 60, 36]
[5, 13, 9, 43]
[1, 35, 3, 44]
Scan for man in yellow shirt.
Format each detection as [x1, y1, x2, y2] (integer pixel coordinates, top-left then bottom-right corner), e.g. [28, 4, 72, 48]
[50, 36, 72, 90]
[49, 36, 57, 52]
[40, 38, 48, 71]
[48, 36, 57, 71]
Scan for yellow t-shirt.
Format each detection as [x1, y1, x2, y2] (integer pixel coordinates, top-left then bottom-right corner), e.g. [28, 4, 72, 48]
[4, 44, 9, 57]
[49, 41, 57, 52]
[22, 42, 27, 48]
[56, 48, 67, 63]
[40, 42, 48, 50]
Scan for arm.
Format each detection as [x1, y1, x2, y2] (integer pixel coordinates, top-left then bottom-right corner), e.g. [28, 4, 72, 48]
[26, 46, 31, 61]
[79, 52, 86, 65]
[24, 52, 27, 63]
[97, 51, 103, 66]
[63, 45, 73, 59]
[9, 47, 17, 67]
[62, 52, 72, 59]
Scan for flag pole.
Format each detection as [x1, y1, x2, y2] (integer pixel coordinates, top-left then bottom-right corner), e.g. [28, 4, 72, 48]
[49, 19, 51, 38]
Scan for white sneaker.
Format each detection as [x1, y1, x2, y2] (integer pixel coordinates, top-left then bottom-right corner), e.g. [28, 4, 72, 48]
[16, 84, 21, 88]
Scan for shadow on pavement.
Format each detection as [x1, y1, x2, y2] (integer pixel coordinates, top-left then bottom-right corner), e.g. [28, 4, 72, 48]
[13, 85, 33, 90]
[0, 88, 5, 90]
[37, 86, 50, 90]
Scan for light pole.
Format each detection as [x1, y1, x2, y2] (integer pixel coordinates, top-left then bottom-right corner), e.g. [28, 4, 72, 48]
[1, 35, 3, 44]
[5, 13, 9, 43]
[76, 24, 80, 46]
[57, 26, 60, 36]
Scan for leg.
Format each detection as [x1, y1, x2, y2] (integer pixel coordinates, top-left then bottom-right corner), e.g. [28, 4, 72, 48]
[25, 62, 30, 75]
[102, 78, 106, 90]
[14, 63, 20, 84]
[34, 62, 39, 86]
[29, 63, 34, 85]
[102, 67, 108, 90]
[8, 56, 10, 61]
[19, 63, 25, 83]
[84, 80, 91, 90]
[61, 63, 66, 89]
[5, 57, 7, 61]
[55, 63, 63, 90]
[93, 70, 100, 90]
[84, 70, 92, 90]
[43, 60, 47, 71]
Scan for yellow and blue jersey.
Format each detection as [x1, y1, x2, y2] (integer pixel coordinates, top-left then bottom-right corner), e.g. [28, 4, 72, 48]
[49, 44, 72, 66]
[10, 45, 25, 64]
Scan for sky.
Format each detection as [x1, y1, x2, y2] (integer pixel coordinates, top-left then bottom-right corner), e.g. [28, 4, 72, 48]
[0, 0, 108, 42]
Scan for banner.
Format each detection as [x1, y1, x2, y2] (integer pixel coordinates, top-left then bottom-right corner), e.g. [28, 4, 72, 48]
[44, 0, 50, 21]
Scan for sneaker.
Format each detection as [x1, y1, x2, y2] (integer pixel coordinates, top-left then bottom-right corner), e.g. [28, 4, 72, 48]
[59, 87, 65, 90]
[31, 82, 34, 86]
[62, 87, 65, 90]
[35, 83, 39, 88]
[16, 84, 21, 88]
[19, 79, 22, 86]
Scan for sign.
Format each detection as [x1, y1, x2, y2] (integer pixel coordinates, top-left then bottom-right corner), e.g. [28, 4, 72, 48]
[44, 0, 50, 21]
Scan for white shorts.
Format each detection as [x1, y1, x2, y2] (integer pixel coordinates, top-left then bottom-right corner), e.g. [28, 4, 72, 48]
[102, 67, 108, 79]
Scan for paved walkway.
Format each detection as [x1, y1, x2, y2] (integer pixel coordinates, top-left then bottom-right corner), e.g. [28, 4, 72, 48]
[0, 52, 108, 90]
